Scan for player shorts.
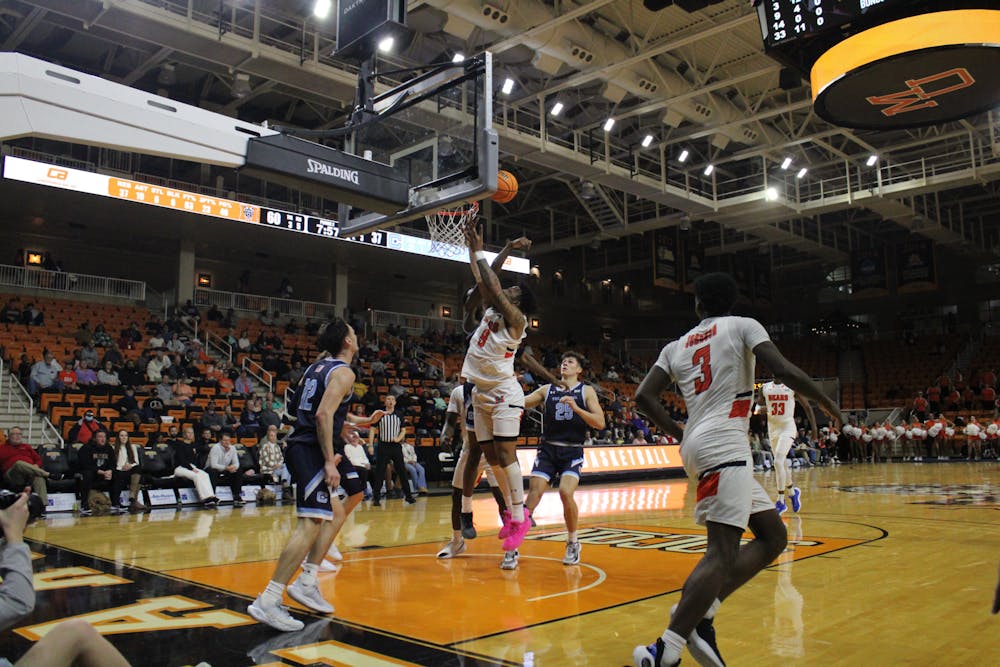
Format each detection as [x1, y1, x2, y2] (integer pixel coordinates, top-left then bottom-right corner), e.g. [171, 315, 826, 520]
[771, 427, 796, 459]
[531, 443, 584, 482]
[451, 442, 498, 489]
[285, 442, 364, 520]
[694, 458, 773, 530]
[472, 376, 525, 442]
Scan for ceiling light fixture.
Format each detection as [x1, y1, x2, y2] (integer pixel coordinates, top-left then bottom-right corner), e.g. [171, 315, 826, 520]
[765, 187, 778, 201]
[642, 134, 654, 148]
[704, 164, 714, 176]
[603, 118, 615, 132]
[550, 101, 564, 116]
[678, 149, 689, 163]
[796, 167, 808, 179]
[452, 53, 465, 63]
[866, 154, 878, 167]
[313, 0, 331, 19]
[781, 157, 792, 170]
[377, 36, 395, 53]
[501, 78, 515, 95]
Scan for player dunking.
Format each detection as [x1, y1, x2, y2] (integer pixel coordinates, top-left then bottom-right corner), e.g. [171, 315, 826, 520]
[523, 351, 605, 567]
[632, 273, 842, 667]
[759, 379, 816, 514]
[460, 222, 534, 555]
[248, 319, 382, 632]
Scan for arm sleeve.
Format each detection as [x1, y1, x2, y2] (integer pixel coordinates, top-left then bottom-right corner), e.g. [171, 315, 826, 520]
[0, 542, 35, 630]
[740, 317, 771, 351]
[653, 342, 676, 380]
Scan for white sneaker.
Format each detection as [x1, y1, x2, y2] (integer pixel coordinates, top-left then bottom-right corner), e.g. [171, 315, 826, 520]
[436, 538, 466, 559]
[287, 579, 334, 614]
[326, 543, 343, 561]
[248, 596, 305, 632]
[318, 558, 339, 572]
[500, 550, 519, 570]
[563, 541, 581, 565]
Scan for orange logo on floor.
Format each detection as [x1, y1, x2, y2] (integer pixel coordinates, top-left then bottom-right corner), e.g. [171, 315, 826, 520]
[168, 524, 864, 647]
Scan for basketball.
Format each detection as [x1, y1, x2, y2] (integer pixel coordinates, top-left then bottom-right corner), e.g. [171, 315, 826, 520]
[492, 169, 518, 204]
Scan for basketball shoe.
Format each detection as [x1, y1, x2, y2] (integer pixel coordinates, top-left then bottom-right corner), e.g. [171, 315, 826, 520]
[563, 541, 581, 565]
[670, 603, 725, 667]
[775, 499, 787, 515]
[460, 512, 477, 539]
[500, 549, 519, 570]
[248, 596, 305, 632]
[436, 537, 466, 559]
[287, 579, 334, 614]
[502, 509, 532, 551]
[497, 510, 512, 539]
[632, 639, 680, 667]
[789, 487, 802, 513]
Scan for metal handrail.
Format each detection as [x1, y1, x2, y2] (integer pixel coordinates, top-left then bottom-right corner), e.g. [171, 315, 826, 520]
[0, 358, 33, 444]
[195, 288, 337, 323]
[0, 263, 146, 302]
[241, 357, 273, 393]
[205, 329, 234, 362]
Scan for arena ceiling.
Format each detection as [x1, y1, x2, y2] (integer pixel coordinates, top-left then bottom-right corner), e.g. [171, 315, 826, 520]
[2, 0, 1000, 276]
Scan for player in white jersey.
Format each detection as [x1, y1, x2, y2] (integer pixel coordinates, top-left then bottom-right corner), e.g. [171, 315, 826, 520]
[461, 222, 535, 554]
[759, 380, 816, 514]
[631, 273, 842, 667]
[435, 379, 508, 559]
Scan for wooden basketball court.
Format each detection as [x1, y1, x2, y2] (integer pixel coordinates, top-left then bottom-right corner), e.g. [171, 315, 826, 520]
[4, 462, 998, 666]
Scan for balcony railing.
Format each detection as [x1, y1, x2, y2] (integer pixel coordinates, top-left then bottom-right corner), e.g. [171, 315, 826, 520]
[0, 264, 146, 302]
[194, 288, 338, 322]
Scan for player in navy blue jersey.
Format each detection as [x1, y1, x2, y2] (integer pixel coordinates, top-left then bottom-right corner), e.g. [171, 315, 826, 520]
[523, 351, 605, 567]
[248, 319, 383, 632]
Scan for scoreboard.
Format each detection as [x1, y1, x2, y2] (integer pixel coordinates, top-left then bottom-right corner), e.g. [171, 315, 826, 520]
[759, 0, 909, 47]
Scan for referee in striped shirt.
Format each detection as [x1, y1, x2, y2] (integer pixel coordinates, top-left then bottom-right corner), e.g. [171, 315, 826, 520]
[367, 394, 415, 505]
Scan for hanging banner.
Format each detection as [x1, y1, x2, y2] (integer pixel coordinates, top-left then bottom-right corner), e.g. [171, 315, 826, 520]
[652, 229, 680, 289]
[851, 246, 889, 296]
[896, 239, 936, 292]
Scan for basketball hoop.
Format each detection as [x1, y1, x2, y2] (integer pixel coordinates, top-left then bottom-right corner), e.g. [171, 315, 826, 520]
[425, 201, 479, 257]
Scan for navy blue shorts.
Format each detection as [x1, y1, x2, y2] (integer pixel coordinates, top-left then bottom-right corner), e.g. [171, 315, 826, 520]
[530, 443, 584, 483]
[285, 443, 364, 520]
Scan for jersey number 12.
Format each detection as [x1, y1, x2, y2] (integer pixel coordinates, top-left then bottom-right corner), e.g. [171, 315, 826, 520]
[299, 378, 319, 411]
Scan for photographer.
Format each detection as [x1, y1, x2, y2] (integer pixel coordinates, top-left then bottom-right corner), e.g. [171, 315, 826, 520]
[0, 489, 131, 666]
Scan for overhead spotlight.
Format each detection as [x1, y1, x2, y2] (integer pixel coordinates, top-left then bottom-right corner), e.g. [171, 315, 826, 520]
[550, 101, 564, 116]
[765, 187, 778, 201]
[679, 214, 691, 231]
[603, 118, 615, 132]
[866, 154, 878, 167]
[796, 167, 808, 179]
[230, 72, 251, 98]
[704, 164, 714, 176]
[377, 36, 395, 53]
[678, 149, 689, 163]
[452, 53, 465, 63]
[501, 77, 515, 95]
[156, 63, 176, 86]
[580, 180, 597, 199]
[642, 134, 654, 148]
[313, 0, 331, 19]
[781, 157, 792, 170]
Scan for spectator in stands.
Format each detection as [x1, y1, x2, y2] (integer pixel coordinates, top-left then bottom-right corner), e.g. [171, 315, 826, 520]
[0, 427, 50, 512]
[223, 327, 238, 349]
[68, 410, 108, 446]
[235, 370, 254, 397]
[342, 432, 372, 500]
[79, 342, 99, 369]
[257, 425, 290, 490]
[97, 361, 121, 387]
[77, 430, 115, 515]
[27, 351, 61, 396]
[237, 330, 252, 354]
[22, 302, 44, 327]
[0, 300, 19, 323]
[73, 322, 93, 347]
[172, 425, 218, 507]
[401, 441, 428, 495]
[155, 378, 175, 405]
[92, 324, 113, 348]
[200, 402, 225, 435]
[222, 404, 239, 431]
[15, 355, 31, 387]
[140, 393, 167, 424]
[75, 360, 98, 388]
[982, 384, 997, 412]
[146, 349, 171, 383]
[286, 360, 305, 387]
[259, 400, 282, 434]
[238, 397, 263, 438]
[179, 300, 201, 329]
[259, 310, 274, 326]
[263, 390, 283, 413]
[166, 332, 186, 354]
[112, 431, 148, 513]
[113, 387, 142, 427]
[206, 304, 223, 322]
[207, 432, 244, 506]
[284, 318, 299, 335]
[632, 431, 648, 445]
[913, 391, 929, 421]
[56, 357, 78, 391]
[148, 329, 166, 350]
[172, 376, 195, 406]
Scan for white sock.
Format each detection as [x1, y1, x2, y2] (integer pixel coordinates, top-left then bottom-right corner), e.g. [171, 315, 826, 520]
[705, 597, 721, 620]
[461, 495, 473, 513]
[503, 462, 524, 518]
[261, 580, 285, 607]
[568, 531, 577, 542]
[659, 629, 686, 664]
[298, 562, 319, 588]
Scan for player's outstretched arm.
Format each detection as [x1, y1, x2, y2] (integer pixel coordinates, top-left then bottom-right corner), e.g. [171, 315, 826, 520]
[524, 385, 549, 410]
[574, 385, 607, 430]
[754, 342, 843, 429]
[635, 366, 684, 442]
[797, 393, 819, 441]
[464, 223, 526, 337]
[463, 236, 531, 321]
[519, 349, 566, 389]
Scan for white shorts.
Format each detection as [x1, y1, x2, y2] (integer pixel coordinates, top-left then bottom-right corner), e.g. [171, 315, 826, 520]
[451, 440, 498, 488]
[472, 377, 525, 442]
[694, 458, 774, 529]
[771, 428, 796, 460]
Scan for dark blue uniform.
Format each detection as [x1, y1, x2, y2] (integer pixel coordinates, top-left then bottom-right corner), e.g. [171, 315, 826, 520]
[286, 357, 363, 519]
[532, 382, 588, 482]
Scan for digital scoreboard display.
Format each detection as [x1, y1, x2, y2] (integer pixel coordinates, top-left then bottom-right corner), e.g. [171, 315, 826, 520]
[758, 0, 908, 47]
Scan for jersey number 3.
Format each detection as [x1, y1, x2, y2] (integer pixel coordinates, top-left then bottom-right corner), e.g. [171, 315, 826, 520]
[476, 328, 490, 348]
[692, 345, 713, 394]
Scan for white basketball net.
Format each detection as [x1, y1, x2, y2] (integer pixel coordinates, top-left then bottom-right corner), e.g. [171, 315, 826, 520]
[425, 201, 479, 257]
